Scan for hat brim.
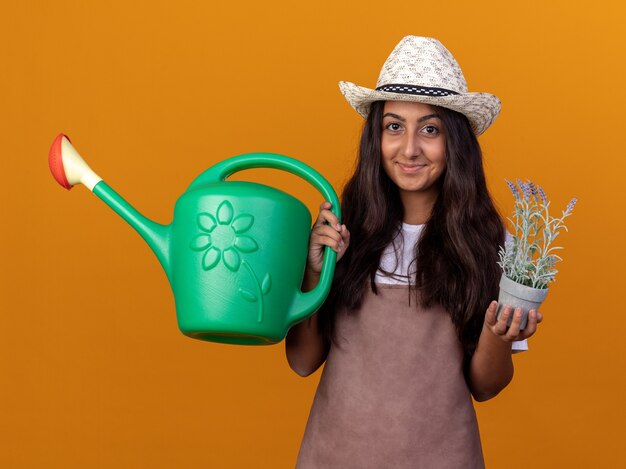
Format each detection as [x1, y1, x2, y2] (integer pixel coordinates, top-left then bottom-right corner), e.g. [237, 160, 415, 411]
[339, 81, 501, 136]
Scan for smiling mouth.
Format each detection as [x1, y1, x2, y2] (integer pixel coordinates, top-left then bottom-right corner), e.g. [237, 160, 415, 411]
[397, 163, 427, 173]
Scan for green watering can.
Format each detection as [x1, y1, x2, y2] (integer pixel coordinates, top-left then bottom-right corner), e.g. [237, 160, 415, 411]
[49, 134, 340, 345]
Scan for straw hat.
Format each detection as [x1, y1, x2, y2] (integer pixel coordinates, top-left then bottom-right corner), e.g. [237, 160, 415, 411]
[339, 36, 501, 136]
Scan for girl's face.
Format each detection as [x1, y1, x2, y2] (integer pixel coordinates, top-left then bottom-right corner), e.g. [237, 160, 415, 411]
[380, 101, 446, 201]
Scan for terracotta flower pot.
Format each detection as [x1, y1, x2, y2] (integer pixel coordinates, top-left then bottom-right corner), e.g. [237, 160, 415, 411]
[497, 274, 548, 330]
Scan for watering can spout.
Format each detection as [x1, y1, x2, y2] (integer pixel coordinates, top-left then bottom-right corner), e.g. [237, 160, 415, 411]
[49, 134, 171, 277]
[92, 182, 171, 277]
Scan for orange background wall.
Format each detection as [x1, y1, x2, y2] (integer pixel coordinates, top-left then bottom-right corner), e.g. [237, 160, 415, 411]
[1, 1, 625, 467]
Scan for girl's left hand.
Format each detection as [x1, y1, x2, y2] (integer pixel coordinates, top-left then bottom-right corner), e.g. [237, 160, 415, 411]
[484, 301, 543, 342]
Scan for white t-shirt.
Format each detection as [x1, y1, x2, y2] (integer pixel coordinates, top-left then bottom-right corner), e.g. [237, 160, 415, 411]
[375, 223, 528, 352]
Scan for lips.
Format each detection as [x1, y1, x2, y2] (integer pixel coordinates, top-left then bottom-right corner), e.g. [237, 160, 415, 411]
[397, 162, 427, 173]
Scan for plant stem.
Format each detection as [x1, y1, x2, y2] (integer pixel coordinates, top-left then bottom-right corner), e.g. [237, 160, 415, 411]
[242, 260, 264, 323]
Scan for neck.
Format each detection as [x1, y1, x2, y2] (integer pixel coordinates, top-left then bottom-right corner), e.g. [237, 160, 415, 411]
[400, 188, 439, 225]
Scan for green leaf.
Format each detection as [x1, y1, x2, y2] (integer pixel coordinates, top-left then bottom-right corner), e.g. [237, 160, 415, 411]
[239, 289, 257, 302]
[262, 273, 271, 295]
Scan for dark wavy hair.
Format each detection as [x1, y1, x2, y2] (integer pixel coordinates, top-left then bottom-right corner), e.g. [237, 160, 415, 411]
[319, 100, 505, 361]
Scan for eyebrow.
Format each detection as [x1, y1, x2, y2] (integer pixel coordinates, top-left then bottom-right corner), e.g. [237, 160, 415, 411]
[383, 112, 440, 123]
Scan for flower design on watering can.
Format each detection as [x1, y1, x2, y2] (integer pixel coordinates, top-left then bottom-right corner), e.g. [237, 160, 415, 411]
[190, 200, 271, 322]
[190, 200, 258, 271]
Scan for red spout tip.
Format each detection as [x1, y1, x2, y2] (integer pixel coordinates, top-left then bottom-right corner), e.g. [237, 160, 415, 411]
[49, 133, 72, 190]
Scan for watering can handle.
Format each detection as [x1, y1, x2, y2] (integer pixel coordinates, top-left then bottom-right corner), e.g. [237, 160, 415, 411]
[187, 152, 341, 327]
[187, 152, 341, 220]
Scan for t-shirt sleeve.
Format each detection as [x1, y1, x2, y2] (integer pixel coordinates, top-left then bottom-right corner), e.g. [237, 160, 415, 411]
[512, 339, 528, 353]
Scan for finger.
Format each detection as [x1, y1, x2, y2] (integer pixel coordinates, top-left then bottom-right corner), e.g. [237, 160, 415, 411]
[313, 225, 343, 244]
[536, 311, 543, 323]
[314, 208, 341, 231]
[493, 305, 512, 335]
[311, 229, 343, 253]
[520, 309, 538, 339]
[505, 307, 523, 340]
[311, 236, 342, 255]
[318, 201, 337, 220]
[485, 301, 498, 327]
[340, 225, 350, 246]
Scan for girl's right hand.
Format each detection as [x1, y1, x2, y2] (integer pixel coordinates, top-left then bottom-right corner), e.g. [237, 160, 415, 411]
[306, 202, 350, 275]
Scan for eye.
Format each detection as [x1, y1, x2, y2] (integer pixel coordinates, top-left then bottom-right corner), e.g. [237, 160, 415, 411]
[385, 122, 403, 132]
[421, 125, 440, 135]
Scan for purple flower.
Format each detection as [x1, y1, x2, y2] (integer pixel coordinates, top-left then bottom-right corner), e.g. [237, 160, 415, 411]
[537, 185, 548, 204]
[505, 179, 520, 200]
[566, 197, 577, 213]
[517, 180, 532, 200]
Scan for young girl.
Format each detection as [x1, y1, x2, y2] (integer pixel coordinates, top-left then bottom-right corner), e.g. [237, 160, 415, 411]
[285, 36, 542, 468]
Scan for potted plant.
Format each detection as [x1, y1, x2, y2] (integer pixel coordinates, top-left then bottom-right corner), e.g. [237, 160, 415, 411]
[496, 179, 577, 329]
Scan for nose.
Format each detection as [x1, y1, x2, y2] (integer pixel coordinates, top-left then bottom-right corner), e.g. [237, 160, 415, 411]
[401, 131, 421, 159]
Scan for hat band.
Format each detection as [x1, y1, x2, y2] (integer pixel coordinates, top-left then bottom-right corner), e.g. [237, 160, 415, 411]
[376, 84, 459, 97]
